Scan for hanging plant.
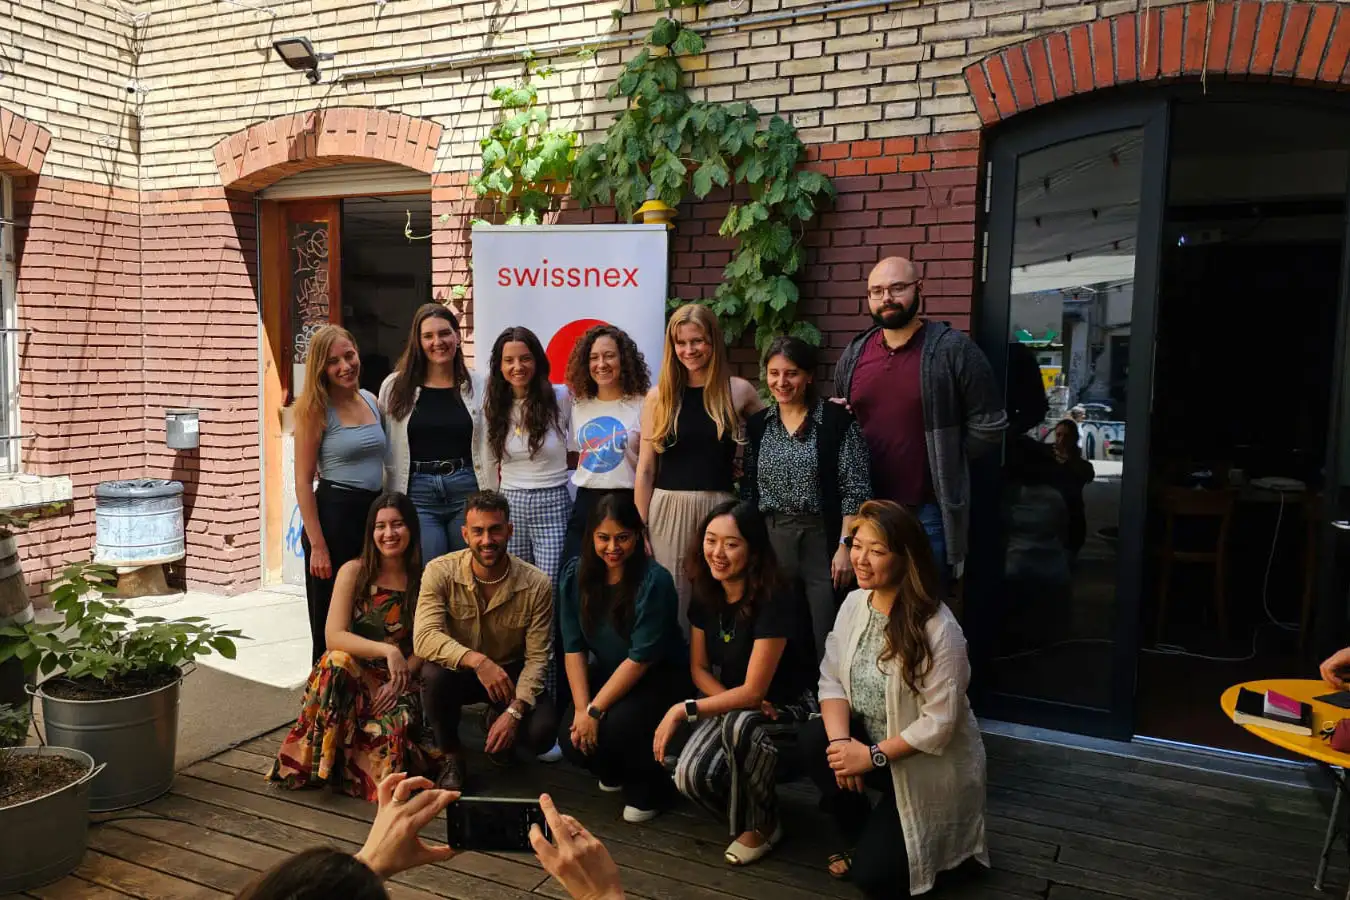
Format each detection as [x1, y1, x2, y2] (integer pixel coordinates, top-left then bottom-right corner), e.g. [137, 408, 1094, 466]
[472, 60, 580, 226]
[571, 8, 835, 350]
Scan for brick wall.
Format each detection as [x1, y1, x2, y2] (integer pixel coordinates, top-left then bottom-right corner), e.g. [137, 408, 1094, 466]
[5, 0, 1350, 594]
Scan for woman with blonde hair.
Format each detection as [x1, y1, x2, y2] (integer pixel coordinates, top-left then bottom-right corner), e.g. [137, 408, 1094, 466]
[378, 303, 495, 566]
[801, 499, 987, 897]
[635, 304, 761, 630]
[295, 325, 388, 664]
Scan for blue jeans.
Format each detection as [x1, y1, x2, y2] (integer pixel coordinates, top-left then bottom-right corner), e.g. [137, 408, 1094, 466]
[915, 502, 947, 594]
[407, 468, 478, 564]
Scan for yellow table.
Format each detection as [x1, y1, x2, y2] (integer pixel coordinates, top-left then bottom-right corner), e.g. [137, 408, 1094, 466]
[1222, 678, 1350, 895]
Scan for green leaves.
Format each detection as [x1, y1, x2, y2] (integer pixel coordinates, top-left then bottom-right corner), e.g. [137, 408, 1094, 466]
[472, 65, 579, 226]
[650, 17, 680, 47]
[568, 2, 834, 350]
[0, 561, 248, 688]
[671, 27, 705, 56]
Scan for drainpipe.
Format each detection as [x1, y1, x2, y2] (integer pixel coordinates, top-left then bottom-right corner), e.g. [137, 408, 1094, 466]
[337, 0, 896, 83]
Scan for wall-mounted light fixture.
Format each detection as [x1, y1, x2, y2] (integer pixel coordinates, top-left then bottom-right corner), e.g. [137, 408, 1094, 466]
[272, 37, 335, 84]
[635, 184, 676, 230]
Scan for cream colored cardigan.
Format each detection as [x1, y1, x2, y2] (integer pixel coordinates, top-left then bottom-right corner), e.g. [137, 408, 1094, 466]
[818, 590, 990, 895]
[377, 371, 498, 495]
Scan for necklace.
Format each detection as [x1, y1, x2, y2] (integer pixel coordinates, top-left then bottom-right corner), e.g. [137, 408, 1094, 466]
[473, 563, 510, 586]
[718, 608, 737, 643]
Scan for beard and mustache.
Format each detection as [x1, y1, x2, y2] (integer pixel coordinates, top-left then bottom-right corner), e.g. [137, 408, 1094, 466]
[870, 289, 922, 329]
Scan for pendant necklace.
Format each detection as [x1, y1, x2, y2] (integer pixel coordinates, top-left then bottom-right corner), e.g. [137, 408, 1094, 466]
[719, 608, 736, 644]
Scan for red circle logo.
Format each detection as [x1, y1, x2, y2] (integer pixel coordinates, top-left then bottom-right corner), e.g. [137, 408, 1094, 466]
[545, 318, 608, 384]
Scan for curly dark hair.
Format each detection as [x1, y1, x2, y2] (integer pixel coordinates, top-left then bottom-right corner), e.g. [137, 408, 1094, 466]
[386, 304, 471, 420]
[685, 499, 782, 624]
[486, 326, 562, 462]
[564, 324, 651, 400]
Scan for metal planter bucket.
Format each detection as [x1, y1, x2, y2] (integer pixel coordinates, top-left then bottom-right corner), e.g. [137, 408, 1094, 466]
[0, 746, 102, 891]
[37, 673, 180, 811]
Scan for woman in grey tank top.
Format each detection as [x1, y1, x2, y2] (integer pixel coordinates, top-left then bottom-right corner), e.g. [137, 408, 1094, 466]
[295, 325, 387, 664]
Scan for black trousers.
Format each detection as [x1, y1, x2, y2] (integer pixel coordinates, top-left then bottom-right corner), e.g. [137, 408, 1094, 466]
[303, 480, 381, 665]
[421, 660, 558, 756]
[800, 716, 910, 900]
[559, 660, 691, 810]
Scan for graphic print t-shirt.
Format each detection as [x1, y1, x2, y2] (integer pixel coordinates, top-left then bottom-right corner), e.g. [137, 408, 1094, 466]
[569, 397, 644, 490]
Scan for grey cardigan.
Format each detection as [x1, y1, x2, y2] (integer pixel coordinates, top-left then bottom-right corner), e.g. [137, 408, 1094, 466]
[833, 321, 1006, 568]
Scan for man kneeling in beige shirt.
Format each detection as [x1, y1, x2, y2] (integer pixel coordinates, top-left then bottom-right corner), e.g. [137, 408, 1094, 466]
[414, 490, 557, 791]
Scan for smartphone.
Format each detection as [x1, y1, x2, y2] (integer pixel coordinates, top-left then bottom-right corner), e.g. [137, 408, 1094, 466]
[445, 797, 550, 852]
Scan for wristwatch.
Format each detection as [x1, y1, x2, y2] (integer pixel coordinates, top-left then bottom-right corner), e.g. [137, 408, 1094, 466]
[684, 699, 699, 722]
[505, 701, 524, 722]
[586, 703, 606, 721]
[869, 743, 888, 769]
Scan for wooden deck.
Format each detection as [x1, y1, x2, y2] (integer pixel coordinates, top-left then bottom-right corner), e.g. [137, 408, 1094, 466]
[11, 727, 1350, 900]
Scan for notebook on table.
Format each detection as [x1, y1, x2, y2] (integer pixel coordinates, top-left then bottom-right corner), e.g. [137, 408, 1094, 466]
[1233, 687, 1313, 736]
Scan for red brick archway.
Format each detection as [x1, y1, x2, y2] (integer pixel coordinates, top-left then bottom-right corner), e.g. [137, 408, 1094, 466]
[212, 107, 443, 191]
[0, 108, 51, 176]
[965, 0, 1350, 124]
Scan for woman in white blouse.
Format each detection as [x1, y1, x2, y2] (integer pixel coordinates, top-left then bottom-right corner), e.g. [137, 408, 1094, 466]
[800, 499, 988, 897]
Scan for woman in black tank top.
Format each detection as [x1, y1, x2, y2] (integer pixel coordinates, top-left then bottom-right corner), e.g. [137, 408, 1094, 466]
[635, 305, 762, 632]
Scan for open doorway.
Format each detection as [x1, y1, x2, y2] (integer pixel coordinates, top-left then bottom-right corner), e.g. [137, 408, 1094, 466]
[1134, 100, 1350, 756]
[340, 194, 432, 394]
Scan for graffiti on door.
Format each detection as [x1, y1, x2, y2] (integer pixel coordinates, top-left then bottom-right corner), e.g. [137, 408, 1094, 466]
[284, 504, 305, 559]
[289, 223, 332, 366]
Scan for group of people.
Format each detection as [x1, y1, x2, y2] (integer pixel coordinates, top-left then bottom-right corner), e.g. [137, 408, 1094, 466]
[266, 256, 1007, 897]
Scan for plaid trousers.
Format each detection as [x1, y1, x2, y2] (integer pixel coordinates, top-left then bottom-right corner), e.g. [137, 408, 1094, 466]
[502, 485, 571, 699]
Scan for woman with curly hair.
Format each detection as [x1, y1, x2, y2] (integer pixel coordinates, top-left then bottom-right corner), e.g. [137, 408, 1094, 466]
[378, 304, 494, 566]
[636, 305, 762, 632]
[561, 324, 652, 567]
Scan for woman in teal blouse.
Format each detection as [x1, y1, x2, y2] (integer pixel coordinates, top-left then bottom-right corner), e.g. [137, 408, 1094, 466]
[557, 493, 690, 824]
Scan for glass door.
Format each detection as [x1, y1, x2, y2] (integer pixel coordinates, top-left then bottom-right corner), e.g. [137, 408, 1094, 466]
[968, 99, 1170, 739]
[1314, 178, 1350, 667]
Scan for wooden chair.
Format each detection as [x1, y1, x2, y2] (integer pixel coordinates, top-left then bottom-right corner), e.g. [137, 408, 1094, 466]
[1155, 486, 1236, 642]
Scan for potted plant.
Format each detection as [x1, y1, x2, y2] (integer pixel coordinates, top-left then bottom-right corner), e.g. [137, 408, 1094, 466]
[0, 561, 243, 811]
[0, 502, 71, 709]
[0, 701, 102, 891]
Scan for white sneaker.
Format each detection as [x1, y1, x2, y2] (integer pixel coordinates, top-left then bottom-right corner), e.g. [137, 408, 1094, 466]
[598, 780, 622, 793]
[623, 805, 660, 823]
[536, 741, 563, 763]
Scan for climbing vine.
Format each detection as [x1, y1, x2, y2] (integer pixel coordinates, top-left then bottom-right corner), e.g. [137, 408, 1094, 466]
[572, 8, 835, 350]
[472, 62, 579, 225]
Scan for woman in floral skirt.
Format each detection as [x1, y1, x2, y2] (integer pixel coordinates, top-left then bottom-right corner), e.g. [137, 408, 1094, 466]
[269, 492, 442, 801]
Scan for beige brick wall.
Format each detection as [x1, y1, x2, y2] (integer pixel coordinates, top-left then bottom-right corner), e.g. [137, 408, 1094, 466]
[0, 0, 139, 187]
[125, 0, 1212, 191]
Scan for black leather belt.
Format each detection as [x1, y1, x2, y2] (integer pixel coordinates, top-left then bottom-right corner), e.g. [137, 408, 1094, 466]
[411, 458, 471, 475]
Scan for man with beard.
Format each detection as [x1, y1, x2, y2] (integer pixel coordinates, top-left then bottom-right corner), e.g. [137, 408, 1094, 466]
[833, 256, 1006, 587]
[415, 490, 557, 790]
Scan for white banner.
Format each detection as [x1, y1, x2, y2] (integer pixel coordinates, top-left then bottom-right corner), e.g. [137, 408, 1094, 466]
[470, 225, 669, 384]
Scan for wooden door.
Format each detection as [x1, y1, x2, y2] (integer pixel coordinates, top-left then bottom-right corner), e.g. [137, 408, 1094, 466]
[261, 199, 343, 584]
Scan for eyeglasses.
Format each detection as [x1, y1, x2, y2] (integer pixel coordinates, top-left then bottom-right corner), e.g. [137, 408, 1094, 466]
[867, 280, 920, 300]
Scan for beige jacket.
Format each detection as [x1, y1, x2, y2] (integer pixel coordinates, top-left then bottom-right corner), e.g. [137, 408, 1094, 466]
[412, 549, 553, 707]
[818, 591, 989, 895]
[377, 371, 497, 494]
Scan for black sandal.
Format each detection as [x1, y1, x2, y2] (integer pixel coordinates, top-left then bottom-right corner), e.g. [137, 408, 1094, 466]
[827, 851, 853, 881]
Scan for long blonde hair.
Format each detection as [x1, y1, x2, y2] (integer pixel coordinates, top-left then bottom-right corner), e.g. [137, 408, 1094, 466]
[296, 324, 358, 430]
[649, 304, 740, 451]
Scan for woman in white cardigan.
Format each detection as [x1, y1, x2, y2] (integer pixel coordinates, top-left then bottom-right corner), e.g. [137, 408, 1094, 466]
[800, 499, 988, 898]
[378, 304, 497, 566]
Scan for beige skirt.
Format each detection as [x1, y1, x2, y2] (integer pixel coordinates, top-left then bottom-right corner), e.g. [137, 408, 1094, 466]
[649, 488, 734, 634]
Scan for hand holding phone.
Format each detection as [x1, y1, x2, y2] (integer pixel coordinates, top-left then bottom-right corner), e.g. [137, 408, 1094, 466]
[445, 796, 550, 853]
[355, 772, 458, 879]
